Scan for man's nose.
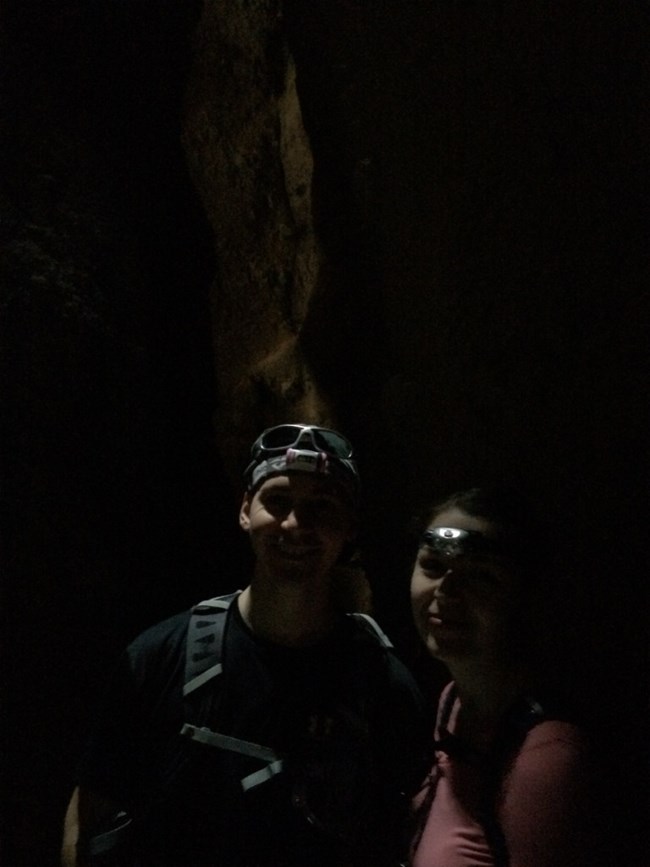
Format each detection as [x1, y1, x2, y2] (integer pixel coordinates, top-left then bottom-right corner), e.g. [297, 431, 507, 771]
[281, 509, 301, 529]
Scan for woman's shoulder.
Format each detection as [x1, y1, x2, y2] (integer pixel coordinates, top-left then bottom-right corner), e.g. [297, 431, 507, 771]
[500, 715, 609, 866]
[507, 713, 595, 790]
[519, 714, 590, 755]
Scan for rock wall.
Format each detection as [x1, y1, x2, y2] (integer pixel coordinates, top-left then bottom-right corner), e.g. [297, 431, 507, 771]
[185, 0, 649, 685]
[185, 1, 649, 517]
[2, 1, 648, 864]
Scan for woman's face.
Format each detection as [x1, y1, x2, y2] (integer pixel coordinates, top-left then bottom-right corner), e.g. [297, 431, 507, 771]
[410, 507, 521, 666]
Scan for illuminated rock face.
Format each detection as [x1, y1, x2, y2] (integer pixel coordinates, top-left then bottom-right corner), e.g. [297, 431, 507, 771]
[182, 2, 335, 480]
[180, 7, 650, 724]
[183, 1, 648, 530]
[3, 2, 647, 620]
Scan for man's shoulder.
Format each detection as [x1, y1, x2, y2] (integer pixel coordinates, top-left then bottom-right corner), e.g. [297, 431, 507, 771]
[125, 593, 239, 681]
[129, 610, 191, 652]
[342, 612, 424, 703]
[124, 610, 192, 683]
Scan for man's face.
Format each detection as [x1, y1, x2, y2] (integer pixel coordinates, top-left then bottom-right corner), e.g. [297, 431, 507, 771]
[239, 474, 356, 585]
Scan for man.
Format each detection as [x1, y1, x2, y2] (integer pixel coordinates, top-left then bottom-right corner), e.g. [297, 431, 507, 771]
[62, 423, 427, 867]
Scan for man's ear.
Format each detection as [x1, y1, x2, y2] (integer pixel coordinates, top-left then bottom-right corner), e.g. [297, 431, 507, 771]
[239, 492, 252, 531]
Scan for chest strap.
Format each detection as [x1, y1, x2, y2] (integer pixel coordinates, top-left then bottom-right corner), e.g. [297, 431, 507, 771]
[180, 724, 280, 763]
[182, 593, 392, 794]
[180, 723, 284, 791]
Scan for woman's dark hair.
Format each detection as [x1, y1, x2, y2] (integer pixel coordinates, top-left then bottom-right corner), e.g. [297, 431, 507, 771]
[417, 485, 563, 582]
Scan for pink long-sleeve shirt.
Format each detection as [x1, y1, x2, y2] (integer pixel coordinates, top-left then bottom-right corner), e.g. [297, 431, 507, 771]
[411, 685, 605, 867]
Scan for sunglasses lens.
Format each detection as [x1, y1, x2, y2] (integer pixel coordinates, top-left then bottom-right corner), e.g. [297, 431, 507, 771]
[311, 430, 352, 457]
[260, 425, 303, 450]
[246, 425, 359, 495]
[257, 425, 352, 458]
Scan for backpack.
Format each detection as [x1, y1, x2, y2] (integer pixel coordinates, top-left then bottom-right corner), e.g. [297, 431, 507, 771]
[180, 591, 395, 794]
[86, 592, 397, 864]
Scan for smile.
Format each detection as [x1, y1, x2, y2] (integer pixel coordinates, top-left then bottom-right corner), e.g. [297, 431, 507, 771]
[427, 611, 467, 630]
[273, 539, 318, 559]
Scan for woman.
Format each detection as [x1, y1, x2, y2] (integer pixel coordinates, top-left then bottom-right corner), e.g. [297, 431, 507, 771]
[409, 488, 607, 867]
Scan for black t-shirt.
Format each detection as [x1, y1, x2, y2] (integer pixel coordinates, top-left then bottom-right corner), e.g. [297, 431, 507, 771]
[79, 600, 428, 866]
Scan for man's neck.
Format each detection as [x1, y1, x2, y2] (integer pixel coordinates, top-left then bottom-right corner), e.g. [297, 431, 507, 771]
[237, 583, 337, 647]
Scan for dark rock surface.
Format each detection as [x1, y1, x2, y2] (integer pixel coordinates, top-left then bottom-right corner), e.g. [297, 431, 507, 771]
[2, 2, 647, 863]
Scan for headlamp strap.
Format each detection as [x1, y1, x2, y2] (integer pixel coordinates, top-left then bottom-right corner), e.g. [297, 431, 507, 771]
[285, 448, 329, 473]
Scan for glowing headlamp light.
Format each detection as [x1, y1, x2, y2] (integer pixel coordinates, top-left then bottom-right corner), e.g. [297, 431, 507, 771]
[420, 527, 505, 558]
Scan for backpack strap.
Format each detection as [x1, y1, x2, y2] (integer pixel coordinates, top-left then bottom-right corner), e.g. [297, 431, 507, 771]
[181, 590, 285, 792]
[412, 686, 546, 867]
[84, 593, 241, 863]
[437, 684, 458, 732]
[348, 611, 394, 648]
[478, 696, 547, 867]
[183, 591, 240, 698]
[182, 601, 395, 796]
[180, 725, 284, 792]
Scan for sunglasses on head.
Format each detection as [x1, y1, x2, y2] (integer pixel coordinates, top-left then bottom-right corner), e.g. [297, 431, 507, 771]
[251, 425, 354, 460]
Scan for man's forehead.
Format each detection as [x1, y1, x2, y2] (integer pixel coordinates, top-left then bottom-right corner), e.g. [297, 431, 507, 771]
[259, 473, 344, 495]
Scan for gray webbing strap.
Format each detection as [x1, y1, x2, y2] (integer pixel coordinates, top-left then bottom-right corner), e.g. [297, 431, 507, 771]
[182, 591, 284, 792]
[241, 761, 284, 791]
[86, 812, 133, 859]
[180, 724, 284, 792]
[181, 597, 390, 795]
[180, 724, 281, 763]
[183, 662, 223, 696]
[183, 592, 240, 697]
[349, 612, 393, 648]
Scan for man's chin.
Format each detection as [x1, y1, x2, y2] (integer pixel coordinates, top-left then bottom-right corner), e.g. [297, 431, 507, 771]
[271, 551, 322, 577]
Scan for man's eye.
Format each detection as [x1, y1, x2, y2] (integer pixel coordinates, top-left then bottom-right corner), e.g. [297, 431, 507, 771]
[303, 500, 343, 523]
[264, 495, 290, 512]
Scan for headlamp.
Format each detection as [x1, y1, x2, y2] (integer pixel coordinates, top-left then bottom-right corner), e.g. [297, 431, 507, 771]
[420, 527, 505, 558]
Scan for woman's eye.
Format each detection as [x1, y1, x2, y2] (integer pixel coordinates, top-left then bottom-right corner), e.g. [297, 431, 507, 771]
[313, 498, 336, 511]
[420, 557, 447, 577]
[468, 567, 501, 585]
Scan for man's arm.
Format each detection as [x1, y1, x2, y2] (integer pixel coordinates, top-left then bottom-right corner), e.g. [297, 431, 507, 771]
[61, 786, 120, 867]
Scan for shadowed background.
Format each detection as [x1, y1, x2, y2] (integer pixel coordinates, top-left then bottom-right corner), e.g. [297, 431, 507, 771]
[2, 2, 648, 863]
